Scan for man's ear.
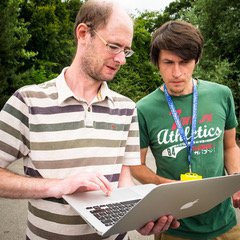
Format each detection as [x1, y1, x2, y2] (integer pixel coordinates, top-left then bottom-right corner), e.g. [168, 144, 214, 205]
[76, 23, 90, 42]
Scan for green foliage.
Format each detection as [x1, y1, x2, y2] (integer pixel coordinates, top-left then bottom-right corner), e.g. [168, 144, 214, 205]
[20, 0, 76, 73]
[0, 0, 33, 107]
[164, 0, 194, 20]
[195, 58, 234, 87]
[14, 65, 58, 89]
[0, 0, 83, 108]
[110, 61, 161, 102]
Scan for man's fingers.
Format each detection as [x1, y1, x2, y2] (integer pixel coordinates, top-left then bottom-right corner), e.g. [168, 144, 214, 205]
[232, 193, 240, 209]
[137, 215, 180, 236]
[170, 219, 181, 229]
[92, 173, 113, 195]
[153, 215, 173, 233]
[137, 221, 155, 235]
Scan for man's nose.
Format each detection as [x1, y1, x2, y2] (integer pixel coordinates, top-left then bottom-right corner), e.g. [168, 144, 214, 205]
[172, 64, 182, 78]
[113, 51, 126, 65]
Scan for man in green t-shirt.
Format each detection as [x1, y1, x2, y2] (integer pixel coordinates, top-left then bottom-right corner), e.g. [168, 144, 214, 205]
[130, 20, 240, 240]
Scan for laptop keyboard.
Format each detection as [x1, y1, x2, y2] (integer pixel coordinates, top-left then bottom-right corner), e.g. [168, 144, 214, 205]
[86, 199, 141, 226]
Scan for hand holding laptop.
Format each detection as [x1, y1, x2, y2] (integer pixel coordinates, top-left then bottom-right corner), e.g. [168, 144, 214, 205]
[232, 191, 240, 209]
[138, 215, 180, 236]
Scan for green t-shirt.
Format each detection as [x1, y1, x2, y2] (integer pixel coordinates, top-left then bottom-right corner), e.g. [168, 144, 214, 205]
[137, 80, 238, 239]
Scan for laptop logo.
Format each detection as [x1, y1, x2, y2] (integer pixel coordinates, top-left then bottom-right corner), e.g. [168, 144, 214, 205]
[180, 199, 199, 210]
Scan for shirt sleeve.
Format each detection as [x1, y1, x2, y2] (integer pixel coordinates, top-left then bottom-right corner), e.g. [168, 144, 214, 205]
[0, 90, 30, 168]
[225, 87, 238, 130]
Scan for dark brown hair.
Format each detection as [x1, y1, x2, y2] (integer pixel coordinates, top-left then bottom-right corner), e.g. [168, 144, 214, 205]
[73, 0, 114, 41]
[150, 20, 204, 68]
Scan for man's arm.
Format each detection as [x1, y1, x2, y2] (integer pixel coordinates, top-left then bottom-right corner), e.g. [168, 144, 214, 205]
[223, 128, 240, 209]
[0, 167, 112, 199]
[130, 148, 175, 184]
[118, 165, 135, 188]
[224, 128, 240, 175]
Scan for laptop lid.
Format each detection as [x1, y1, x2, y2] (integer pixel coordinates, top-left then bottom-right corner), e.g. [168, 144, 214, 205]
[63, 173, 240, 237]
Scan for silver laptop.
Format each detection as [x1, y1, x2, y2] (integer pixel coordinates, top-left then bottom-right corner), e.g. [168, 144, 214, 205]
[63, 173, 240, 237]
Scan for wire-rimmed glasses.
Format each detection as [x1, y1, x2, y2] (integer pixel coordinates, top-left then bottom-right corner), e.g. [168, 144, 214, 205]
[93, 30, 134, 58]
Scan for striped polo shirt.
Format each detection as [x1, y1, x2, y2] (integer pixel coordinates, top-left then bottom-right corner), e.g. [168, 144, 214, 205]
[0, 68, 141, 240]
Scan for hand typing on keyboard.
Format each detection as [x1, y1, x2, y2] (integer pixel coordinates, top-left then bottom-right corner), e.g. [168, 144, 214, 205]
[52, 172, 113, 198]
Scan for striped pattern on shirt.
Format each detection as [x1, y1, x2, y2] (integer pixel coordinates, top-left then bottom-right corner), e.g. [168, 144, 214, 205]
[0, 68, 140, 240]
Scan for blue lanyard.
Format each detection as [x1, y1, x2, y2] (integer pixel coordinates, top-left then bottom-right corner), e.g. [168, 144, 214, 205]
[164, 80, 198, 173]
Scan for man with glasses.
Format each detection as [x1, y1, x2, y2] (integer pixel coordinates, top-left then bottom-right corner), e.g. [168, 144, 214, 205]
[0, 1, 179, 240]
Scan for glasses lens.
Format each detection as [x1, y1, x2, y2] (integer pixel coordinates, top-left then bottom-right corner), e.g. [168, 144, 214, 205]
[125, 49, 134, 58]
[107, 44, 121, 54]
[107, 43, 134, 57]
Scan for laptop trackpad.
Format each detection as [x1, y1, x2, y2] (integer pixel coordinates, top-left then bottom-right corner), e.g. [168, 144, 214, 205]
[84, 187, 142, 206]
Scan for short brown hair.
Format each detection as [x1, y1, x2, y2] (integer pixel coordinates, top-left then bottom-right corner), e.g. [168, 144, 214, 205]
[74, 0, 114, 41]
[150, 20, 204, 68]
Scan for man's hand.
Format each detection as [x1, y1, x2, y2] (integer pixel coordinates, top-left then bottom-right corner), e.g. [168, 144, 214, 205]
[137, 215, 180, 235]
[232, 191, 240, 209]
[50, 172, 113, 198]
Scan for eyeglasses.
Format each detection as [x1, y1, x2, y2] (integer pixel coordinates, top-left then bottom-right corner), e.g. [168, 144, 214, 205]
[93, 30, 134, 58]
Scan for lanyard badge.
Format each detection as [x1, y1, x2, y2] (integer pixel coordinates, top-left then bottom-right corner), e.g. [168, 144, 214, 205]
[164, 80, 202, 181]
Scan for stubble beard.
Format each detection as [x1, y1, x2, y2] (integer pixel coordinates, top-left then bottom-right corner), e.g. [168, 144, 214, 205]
[81, 54, 117, 83]
[168, 87, 185, 96]
[167, 77, 193, 96]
